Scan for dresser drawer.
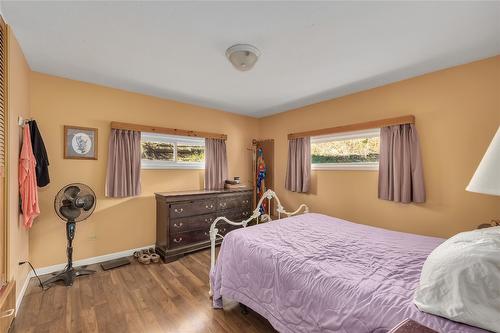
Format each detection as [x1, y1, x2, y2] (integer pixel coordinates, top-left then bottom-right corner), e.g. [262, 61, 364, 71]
[170, 213, 217, 233]
[214, 223, 240, 235]
[219, 207, 253, 222]
[169, 225, 238, 248]
[169, 230, 210, 248]
[217, 194, 252, 210]
[170, 199, 217, 218]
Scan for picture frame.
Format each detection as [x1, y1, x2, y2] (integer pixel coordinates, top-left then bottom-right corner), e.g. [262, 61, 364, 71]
[64, 125, 98, 160]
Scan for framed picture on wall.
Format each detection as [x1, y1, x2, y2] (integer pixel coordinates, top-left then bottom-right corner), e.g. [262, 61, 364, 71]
[64, 126, 98, 160]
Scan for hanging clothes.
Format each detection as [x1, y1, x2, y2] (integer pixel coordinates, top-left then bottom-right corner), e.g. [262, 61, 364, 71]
[28, 120, 50, 187]
[256, 147, 267, 214]
[19, 123, 40, 228]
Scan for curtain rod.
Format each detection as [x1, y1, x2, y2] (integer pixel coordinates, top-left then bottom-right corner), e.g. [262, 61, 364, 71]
[252, 139, 275, 145]
[110, 122, 227, 140]
[287, 115, 415, 140]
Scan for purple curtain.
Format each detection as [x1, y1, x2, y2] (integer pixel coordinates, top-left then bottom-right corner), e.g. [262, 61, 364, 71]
[285, 137, 311, 193]
[205, 138, 228, 190]
[105, 129, 141, 197]
[378, 124, 425, 203]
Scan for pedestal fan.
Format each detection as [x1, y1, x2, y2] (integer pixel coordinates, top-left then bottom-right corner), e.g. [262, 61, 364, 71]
[43, 183, 96, 287]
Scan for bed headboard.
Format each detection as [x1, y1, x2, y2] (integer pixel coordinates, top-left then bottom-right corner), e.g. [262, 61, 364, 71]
[208, 189, 309, 295]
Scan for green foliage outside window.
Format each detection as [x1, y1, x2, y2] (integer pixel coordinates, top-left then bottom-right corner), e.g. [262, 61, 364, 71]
[177, 144, 205, 162]
[141, 141, 174, 160]
[141, 141, 204, 162]
[312, 137, 380, 164]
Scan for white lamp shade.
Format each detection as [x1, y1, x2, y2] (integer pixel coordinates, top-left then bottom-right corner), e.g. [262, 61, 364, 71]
[466, 126, 500, 196]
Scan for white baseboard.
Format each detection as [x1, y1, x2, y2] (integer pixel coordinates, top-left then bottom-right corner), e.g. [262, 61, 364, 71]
[16, 273, 31, 314]
[16, 244, 154, 313]
[33, 244, 155, 276]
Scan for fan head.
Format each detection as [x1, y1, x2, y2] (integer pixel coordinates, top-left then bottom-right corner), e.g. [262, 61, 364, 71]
[54, 183, 96, 223]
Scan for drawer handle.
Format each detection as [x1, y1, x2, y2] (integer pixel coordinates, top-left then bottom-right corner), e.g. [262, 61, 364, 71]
[205, 204, 214, 209]
[242, 199, 249, 204]
[0, 309, 15, 319]
[219, 202, 227, 207]
[174, 208, 184, 214]
[220, 228, 226, 233]
[173, 237, 183, 243]
[242, 211, 249, 217]
[204, 217, 213, 223]
[173, 222, 183, 228]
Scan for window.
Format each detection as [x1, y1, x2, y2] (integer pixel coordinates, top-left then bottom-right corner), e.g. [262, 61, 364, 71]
[141, 132, 205, 169]
[311, 129, 380, 170]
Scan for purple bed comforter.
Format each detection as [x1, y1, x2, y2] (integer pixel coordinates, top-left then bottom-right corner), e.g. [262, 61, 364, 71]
[210, 213, 488, 333]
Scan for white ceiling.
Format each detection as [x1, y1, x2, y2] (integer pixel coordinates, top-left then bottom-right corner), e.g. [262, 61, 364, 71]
[2, 1, 499, 117]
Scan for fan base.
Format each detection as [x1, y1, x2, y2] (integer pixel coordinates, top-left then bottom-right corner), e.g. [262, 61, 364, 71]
[43, 267, 95, 287]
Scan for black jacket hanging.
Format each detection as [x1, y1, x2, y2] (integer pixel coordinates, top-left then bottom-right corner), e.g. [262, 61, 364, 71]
[28, 120, 50, 187]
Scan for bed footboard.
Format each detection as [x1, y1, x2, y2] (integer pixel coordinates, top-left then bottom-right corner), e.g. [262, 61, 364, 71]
[208, 189, 309, 295]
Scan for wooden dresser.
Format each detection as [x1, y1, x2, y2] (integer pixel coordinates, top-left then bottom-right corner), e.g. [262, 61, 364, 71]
[155, 188, 253, 262]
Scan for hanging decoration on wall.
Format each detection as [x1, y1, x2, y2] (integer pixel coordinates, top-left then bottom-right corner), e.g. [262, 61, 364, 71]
[256, 147, 267, 214]
[64, 126, 98, 160]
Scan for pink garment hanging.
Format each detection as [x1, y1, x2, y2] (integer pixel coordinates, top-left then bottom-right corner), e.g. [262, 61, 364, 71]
[19, 123, 40, 228]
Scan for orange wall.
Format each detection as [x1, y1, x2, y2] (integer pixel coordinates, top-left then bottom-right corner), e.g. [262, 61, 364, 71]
[29, 73, 259, 268]
[258, 56, 500, 238]
[7, 27, 31, 298]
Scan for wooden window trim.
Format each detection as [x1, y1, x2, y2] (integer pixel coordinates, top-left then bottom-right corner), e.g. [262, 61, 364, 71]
[288, 115, 415, 140]
[111, 122, 227, 140]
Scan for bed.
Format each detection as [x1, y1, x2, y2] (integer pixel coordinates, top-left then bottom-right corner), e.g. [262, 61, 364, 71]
[209, 191, 488, 333]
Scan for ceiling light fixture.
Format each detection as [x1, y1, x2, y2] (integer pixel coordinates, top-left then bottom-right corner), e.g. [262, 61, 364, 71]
[225, 44, 260, 72]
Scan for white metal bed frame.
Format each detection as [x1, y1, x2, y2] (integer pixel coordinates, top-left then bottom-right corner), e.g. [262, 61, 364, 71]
[209, 189, 309, 295]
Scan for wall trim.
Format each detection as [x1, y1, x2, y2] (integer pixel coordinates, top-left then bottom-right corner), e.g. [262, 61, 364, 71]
[16, 244, 154, 313]
[33, 244, 154, 276]
[16, 272, 30, 314]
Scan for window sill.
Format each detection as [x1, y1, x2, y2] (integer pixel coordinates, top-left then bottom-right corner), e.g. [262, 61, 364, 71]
[141, 163, 204, 170]
[312, 163, 379, 171]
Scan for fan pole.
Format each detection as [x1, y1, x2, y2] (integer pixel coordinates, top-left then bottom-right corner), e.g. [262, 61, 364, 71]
[66, 220, 75, 270]
[42, 220, 95, 287]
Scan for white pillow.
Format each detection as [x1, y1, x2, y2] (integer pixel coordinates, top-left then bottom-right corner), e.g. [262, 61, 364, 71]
[414, 227, 500, 333]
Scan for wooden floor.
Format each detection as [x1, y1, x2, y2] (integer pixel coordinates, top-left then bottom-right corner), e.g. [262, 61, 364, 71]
[12, 249, 277, 333]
